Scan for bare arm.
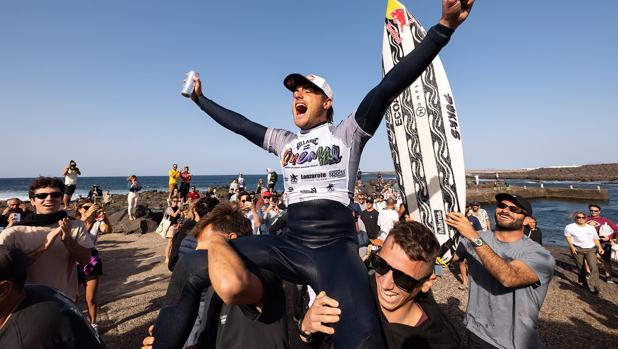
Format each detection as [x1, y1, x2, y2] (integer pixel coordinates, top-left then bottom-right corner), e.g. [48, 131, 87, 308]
[204, 233, 264, 305]
[446, 212, 539, 288]
[59, 219, 92, 265]
[565, 235, 577, 255]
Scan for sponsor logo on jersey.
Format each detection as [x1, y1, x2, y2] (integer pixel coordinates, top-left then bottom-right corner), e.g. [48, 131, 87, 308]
[281, 145, 342, 167]
[296, 138, 319, 150]
[290, 174, 298, 184]
[301, 173, 326, 180]
[326, 184, 335, 192]
[300, 187, 317, 194]
[288, 187, 294, 192]
[329, 169, 346, 178]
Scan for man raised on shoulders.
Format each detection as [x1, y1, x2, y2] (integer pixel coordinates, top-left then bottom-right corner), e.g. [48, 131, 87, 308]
[447, 193, 555, 349]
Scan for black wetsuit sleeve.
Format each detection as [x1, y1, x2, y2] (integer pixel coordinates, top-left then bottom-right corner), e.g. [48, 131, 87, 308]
[153, 254, 210, 349]
[195, 95, 267, 147]
[355, 24, 454, 135]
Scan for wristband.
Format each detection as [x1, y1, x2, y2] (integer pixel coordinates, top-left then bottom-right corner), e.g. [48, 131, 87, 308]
[297, 317, 316, 342]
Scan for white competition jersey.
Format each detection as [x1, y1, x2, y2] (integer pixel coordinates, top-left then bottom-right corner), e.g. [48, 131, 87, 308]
[263, 114, 371, 207]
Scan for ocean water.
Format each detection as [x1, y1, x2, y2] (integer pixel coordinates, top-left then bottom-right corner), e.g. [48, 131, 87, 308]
[1, 176, 616, 247]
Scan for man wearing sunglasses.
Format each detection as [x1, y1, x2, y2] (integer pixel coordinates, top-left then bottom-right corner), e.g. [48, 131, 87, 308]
[298, 221, 461, 348]
[0, 177, 93, 302]
[446, 193, 555, 349]
[585, 204, 617, 283]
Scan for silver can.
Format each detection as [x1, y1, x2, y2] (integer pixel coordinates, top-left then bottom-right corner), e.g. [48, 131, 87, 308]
[181, 71, 197, 97]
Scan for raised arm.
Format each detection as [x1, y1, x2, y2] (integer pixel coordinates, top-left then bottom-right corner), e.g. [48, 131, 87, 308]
[446, 212, 541, 288]
[190, 75, 267, 148]
[355, 0, 474, 134]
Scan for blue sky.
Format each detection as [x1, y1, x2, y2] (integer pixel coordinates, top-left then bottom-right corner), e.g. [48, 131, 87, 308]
[1, 1, 616, 178]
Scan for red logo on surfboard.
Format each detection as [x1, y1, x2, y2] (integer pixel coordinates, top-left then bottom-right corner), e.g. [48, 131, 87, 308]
[390, 9, 408, 30]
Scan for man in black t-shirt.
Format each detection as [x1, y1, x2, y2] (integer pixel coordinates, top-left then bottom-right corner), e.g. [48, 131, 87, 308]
[0, 247, 105, 348]
[142, 203, 288, 349]
[299, 222, 460, 349]
[360, 198, 381, 239]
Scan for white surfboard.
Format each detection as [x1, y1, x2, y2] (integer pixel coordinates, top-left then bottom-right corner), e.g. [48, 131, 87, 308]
[382, 0, 466, 258]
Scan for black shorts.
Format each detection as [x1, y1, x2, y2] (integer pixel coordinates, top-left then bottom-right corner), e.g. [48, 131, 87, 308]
[78, 261, 103, 283]
[65, 185, 76, 196]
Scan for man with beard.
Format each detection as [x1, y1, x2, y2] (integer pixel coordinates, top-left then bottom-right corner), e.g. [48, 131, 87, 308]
[446, 193, 555, 349]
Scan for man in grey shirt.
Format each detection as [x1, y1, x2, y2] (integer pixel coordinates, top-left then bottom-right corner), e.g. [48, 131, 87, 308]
[447, 193, 555, 349]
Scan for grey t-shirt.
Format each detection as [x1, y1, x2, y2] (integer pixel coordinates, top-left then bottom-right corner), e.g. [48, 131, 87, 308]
[262, 114, 371, 207]
[456, 231, 555, 349]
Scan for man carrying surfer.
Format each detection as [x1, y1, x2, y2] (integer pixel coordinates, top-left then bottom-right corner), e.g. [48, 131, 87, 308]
[153, 1, 475, 348]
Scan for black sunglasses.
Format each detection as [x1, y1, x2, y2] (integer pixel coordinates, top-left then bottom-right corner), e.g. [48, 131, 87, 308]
[370, 253, 428, 293]
[496, 202, 527, 215]
[575, 215, 586, 219]
[33, 192, 63, 200]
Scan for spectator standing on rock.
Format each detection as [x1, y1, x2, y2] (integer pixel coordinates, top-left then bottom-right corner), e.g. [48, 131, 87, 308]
[127, 175, 142, 221]
[62, 160, 81, 209]
[470, 201, 490, 231]
[0, 247, 106, 348]
[0, 177, 93, 301]
[179, 166, 192, 204]
[76, 202, 112, 335]
[167, 164, 180, 202]
[565, 211, 604, 294]
[447, 193, 555, 349]
[585, 204, 617, 283]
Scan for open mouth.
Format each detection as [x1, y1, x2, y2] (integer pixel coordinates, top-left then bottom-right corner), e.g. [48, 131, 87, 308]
[295, 102, 308, 116]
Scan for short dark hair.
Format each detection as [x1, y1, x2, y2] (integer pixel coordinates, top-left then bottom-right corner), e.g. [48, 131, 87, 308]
[0, 247, 28, 290]
[388, 221, 440, 263]
[588, 204, 601, 211]
[193, 203, 252, 238]
[28, 177, 65, 199]
[327, 107, 334, 122]
[194, 196, 220, 218]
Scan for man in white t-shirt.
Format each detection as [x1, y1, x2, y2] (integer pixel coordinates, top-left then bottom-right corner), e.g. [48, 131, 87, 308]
[564, 211, 604, 294]
[377, 198, 399, 241]
[62, 160, 81, 209]
[470, 201, 490, 231]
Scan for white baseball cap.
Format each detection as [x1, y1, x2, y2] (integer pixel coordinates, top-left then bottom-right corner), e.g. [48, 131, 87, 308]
[283, 73, 333, 99]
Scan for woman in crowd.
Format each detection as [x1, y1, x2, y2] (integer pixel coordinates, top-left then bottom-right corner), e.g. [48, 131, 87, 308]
[127, 175, 142, 220]
[76, 202, 112, 334]
[163, 196, 183, 265]
[564, 211, 604, 295]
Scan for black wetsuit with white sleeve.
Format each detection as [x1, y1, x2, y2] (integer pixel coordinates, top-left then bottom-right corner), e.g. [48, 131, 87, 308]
[153, 24, 453, 349]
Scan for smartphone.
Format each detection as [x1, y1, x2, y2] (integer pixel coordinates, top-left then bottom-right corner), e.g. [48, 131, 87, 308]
[12, 213, 21, 223]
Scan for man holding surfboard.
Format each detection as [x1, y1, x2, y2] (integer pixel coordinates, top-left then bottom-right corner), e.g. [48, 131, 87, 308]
[153, 1, 475, 348]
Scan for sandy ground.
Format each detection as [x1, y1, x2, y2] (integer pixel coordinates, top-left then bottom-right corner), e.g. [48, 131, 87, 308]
[89, 233, 618, 349]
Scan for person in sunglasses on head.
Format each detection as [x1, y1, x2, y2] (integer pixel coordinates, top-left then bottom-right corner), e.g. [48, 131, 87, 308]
[0, 177, 93, 302]
[298, 221, 460, 349]
[446, 193, 555, 349]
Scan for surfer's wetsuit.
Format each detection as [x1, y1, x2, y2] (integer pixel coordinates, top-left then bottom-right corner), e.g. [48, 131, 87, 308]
[153, 24, 453, 349]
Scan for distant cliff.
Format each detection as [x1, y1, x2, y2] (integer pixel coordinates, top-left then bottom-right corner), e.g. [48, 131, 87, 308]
[471, 163, 618, 182]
